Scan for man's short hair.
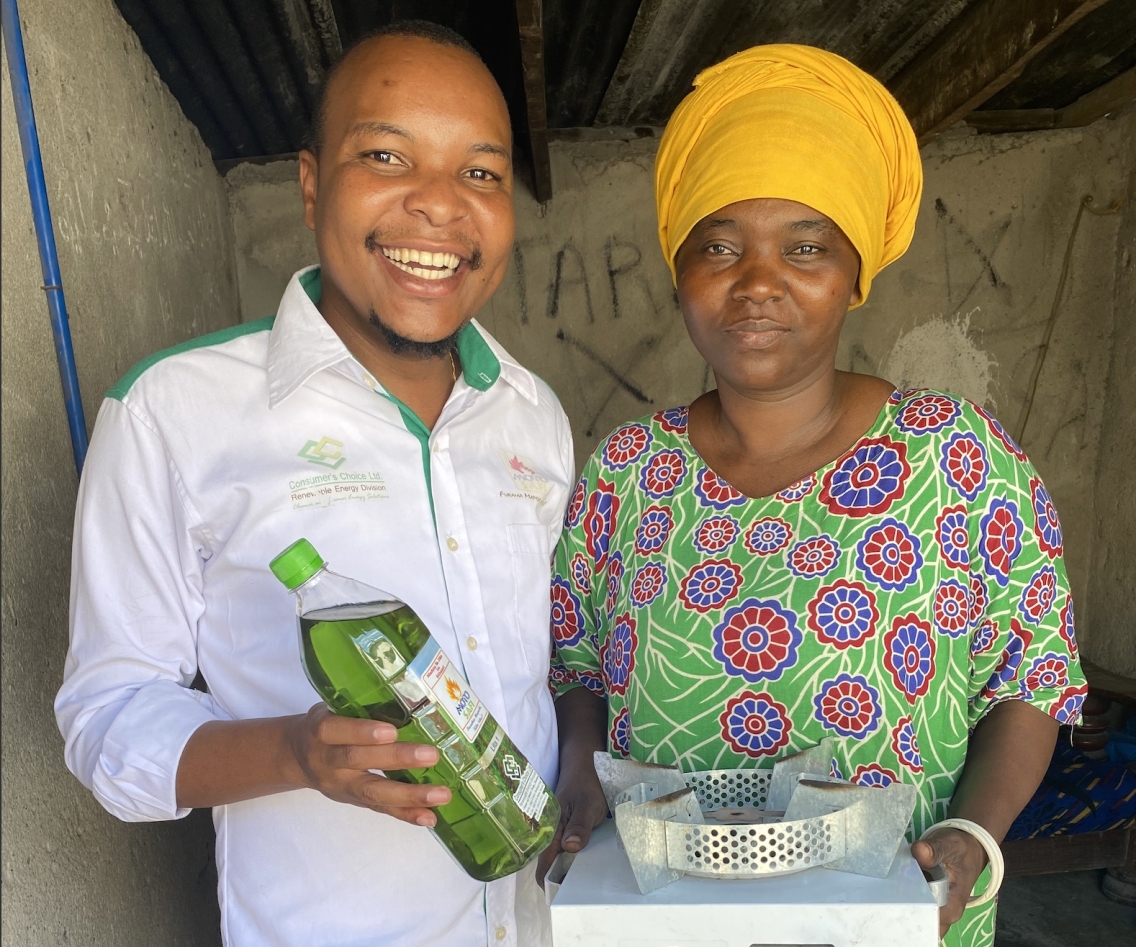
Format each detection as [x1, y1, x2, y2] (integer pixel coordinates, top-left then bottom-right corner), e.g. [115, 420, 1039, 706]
[305, 20, 484, 155]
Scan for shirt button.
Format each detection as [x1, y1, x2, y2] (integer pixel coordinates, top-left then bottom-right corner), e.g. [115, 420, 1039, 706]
[466, 636, 478, 651]
[494, 927, 506, 941]
[446, 537, 459, 552]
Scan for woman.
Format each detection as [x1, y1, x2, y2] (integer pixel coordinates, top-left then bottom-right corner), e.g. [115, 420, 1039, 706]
[544, 45, 1085, 947]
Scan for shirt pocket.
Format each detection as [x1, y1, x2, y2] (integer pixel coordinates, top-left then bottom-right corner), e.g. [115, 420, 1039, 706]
[508, 523, 554, 678]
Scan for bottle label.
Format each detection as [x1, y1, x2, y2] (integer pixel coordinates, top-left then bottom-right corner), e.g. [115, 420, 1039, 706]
[408, 639, 487, 742]
[476, 726, 505, 772]
[510, 761, 550, 822]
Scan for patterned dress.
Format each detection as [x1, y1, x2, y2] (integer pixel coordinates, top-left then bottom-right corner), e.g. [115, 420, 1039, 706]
[551, 389, 1086, 947]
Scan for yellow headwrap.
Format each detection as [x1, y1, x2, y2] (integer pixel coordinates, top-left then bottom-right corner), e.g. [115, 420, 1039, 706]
[655, 44, 922, 307]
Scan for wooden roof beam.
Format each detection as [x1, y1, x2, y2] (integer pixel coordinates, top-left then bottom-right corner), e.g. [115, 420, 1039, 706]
[890, 0, 1114, 146]
[515, 0, 553, 203]
[966, 65, 1136, 133]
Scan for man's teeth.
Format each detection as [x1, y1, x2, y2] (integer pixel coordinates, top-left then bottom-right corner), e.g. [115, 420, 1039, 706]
[380, 246, 460, 280]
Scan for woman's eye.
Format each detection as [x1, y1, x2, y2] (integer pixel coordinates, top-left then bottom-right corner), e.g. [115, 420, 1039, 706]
[707, 243, 732, 255]
[794, 244, 823, 255]
[368, 151, 394, 163]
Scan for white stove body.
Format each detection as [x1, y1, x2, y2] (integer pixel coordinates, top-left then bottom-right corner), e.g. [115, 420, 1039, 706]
[548, 821, 940, 947]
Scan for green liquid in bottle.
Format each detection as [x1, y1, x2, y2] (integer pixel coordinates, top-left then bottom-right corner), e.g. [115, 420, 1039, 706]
[299, 603, 559, 882]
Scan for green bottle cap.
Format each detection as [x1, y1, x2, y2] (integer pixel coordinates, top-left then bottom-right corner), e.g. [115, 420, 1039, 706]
[270, 538, 326, 590]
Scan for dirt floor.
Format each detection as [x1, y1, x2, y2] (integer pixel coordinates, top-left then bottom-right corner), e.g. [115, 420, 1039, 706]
[996, 870, 1135, 945]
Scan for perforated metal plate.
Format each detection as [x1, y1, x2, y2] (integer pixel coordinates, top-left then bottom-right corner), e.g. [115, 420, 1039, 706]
[683, 769, 772, 810]
[666, 811, 845, 877]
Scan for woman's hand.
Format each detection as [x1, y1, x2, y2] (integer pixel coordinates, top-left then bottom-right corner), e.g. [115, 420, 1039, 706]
[911, 827, 988, 940]
[536, 756, 609, 886]
[537, 686, 612, 887]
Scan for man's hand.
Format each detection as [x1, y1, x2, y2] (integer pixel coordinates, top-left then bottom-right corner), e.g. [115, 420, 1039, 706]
[176, 704, 450, 825]
[911, 828, 988, 940]
[286, 704, 451, 826]
[535, 757, 609, 887]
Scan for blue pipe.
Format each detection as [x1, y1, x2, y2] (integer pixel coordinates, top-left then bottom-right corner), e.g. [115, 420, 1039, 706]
[3, 0, 88, 476]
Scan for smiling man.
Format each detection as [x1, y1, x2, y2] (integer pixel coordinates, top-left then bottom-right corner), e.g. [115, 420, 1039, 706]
[55, 22, 570, 947]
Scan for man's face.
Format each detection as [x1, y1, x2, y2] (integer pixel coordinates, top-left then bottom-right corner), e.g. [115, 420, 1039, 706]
[300, 36, 514, 350]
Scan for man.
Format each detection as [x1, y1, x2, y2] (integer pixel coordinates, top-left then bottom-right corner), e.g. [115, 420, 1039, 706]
[56, 22, 569, 947]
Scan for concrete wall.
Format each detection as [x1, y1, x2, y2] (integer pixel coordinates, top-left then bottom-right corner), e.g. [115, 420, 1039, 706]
[228, 109, 1134, 675]
[1086, 114, 1136, 678]
[848, 110, 1134, 676]
[1, 0, 237, 944]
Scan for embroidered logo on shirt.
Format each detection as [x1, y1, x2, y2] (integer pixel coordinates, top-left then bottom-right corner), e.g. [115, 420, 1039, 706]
[499, 450, 551, 502]
[298, 436, 346, 469]
[289, 438, 389, 508]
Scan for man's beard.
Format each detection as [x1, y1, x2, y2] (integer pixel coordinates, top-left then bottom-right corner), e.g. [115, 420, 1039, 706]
[368, 309, 462, 359]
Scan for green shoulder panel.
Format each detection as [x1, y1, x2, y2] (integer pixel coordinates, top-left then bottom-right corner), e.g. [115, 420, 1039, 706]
[107, 316, 275, 401]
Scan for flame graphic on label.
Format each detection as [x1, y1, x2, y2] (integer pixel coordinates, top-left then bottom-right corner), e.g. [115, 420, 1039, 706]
[444, 678, 463, 702]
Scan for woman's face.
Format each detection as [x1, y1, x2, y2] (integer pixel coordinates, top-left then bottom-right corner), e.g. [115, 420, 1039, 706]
[674, 198, 862, 395]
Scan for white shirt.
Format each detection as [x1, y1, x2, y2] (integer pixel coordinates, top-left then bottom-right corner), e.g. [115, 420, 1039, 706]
[56, 267, 573, 947]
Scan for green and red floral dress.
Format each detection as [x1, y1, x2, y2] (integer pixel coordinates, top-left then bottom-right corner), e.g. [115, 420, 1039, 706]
[550, 389, 1086, 947]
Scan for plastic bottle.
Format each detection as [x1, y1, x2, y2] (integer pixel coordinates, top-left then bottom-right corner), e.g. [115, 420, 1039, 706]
[269, 538, 559, 881]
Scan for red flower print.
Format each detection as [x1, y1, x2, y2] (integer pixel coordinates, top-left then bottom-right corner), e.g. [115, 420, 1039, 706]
[712, 598, 803, 683]
[971, 618, 998, 657]
[583, 479, 620, 572]
[933, 580, 970, 638]
[1059, 597, 1077, 658]
[891, 717, 923, 774]
[743, 517, 793, 556]
[600, 613, 638, 696]
[813, 674, 882, 738]
[1030, 477, 1063, 558]
[1019, 565, 1057, 625]
[550, 578, 586, 647]
[969, 574, 989, 627]
[570, 552, 591, 595]
[820, 437, 910, 517]
[565, 478, 586, 529]
[776, 474, 816, 502]
[605, 551, 625, 619]
[694, 515, 740, 554]
[939, 432, 989, 502]
[883, 613, 936, 704]
[981, 619, 1034, 700]
[852, 763, 899, 788]
[856, 519, 923, 592]
[679, 559, 743, 613]
[630, 562, 667, 608]
[639, 449, 688, 498]
[634, 505, 674, 555]
[806, 579, 878, 650]
[602, 423, 653, 471]
[787, 535, 842, 579]
[896, 394, 961, 435]
[694, 468, 747, 510]
[720, 691, 792, 758]
[653, 406, 689, 433]
[609, 707, 631, 757]
[935, 505, 970, 571]
[1050, 684, 1087, 725]
[1021, 652, 1069, 696]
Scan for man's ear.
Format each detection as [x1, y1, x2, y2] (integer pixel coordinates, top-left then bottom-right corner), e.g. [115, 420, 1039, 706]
[298, 150, 319, 233]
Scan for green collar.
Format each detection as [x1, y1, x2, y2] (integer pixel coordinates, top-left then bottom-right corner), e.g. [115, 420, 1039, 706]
[299, 267, 500, 392]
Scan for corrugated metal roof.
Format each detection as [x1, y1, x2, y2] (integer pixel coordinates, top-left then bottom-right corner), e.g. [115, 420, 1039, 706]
[113, 0, 1136, 165]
